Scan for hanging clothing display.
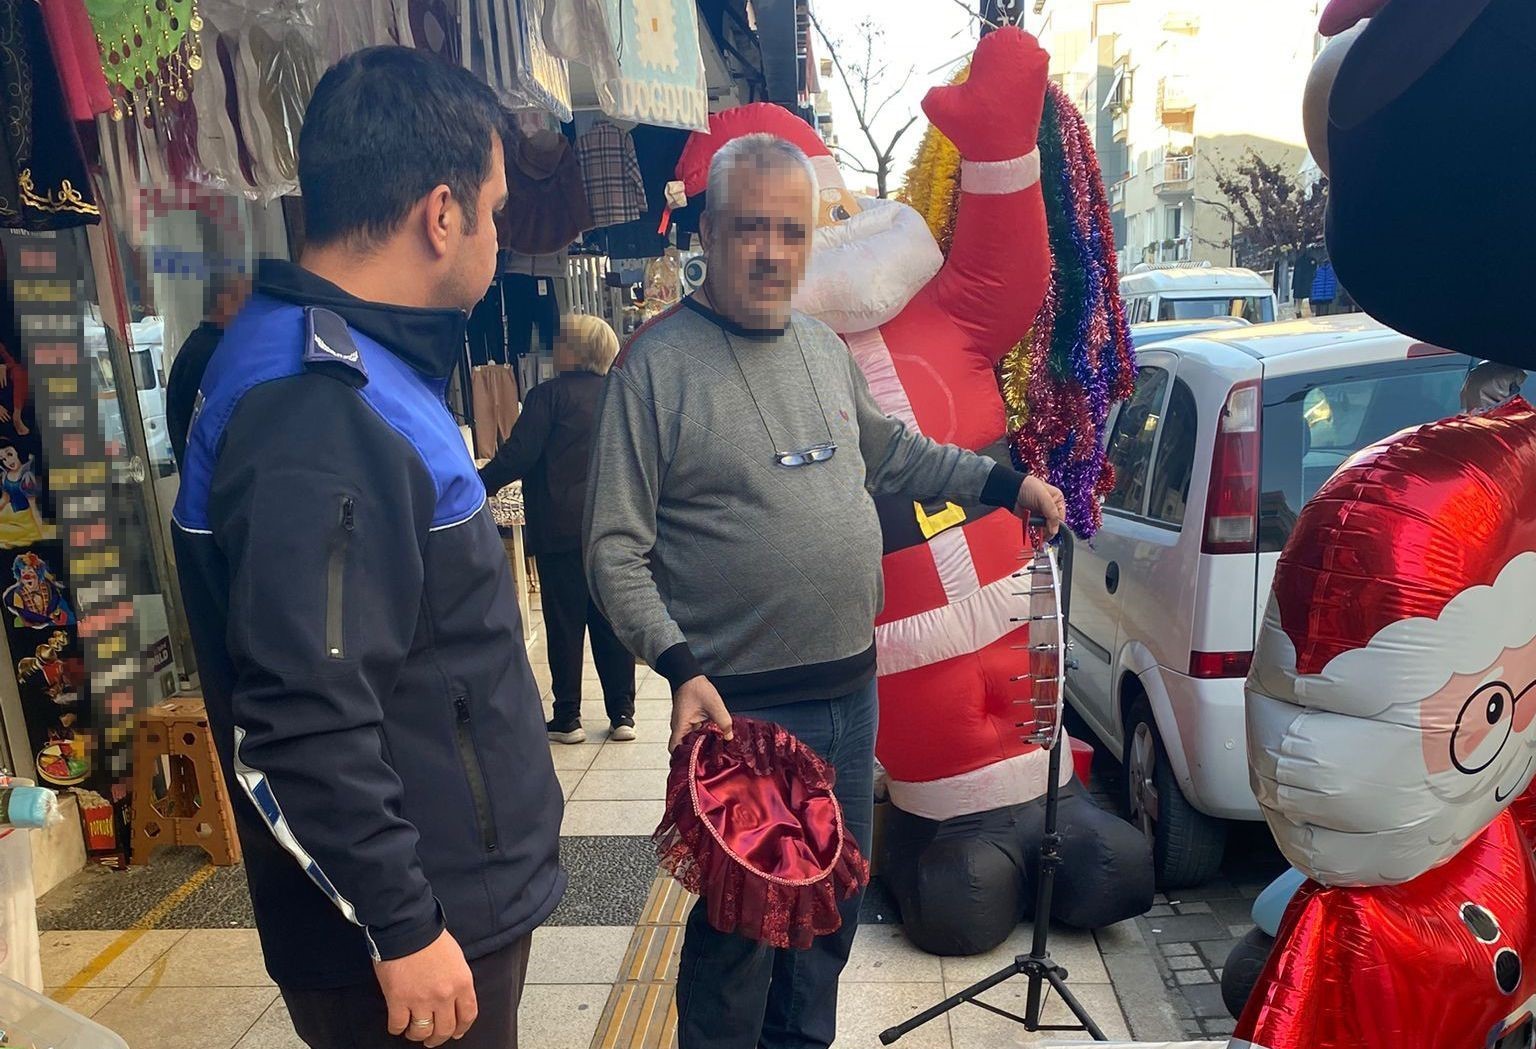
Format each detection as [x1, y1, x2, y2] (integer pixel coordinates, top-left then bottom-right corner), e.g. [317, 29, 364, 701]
[576, 120, 646, 228]
[498, 128, 593, 255]
[37, 0, 110, 122]
[470, 364, 520, 460]
[0, 0, 99, 230]
[501, 273, 559, 359]
[541, 0, 619, 113]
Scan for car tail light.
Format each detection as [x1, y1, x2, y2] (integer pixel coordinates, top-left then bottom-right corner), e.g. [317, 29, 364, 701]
[1190, 650, 1254, 679]
[1203, 380, 1261, 555]
[1407, 342, 1455, 358]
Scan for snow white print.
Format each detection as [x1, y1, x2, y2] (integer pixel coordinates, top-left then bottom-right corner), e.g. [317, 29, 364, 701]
[0, 446, 53, 549]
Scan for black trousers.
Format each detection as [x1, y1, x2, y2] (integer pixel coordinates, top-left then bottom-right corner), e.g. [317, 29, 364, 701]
[282, 935, 531, 1049]
[674, 684, 878, 1049]
[537, 551, 635, 723]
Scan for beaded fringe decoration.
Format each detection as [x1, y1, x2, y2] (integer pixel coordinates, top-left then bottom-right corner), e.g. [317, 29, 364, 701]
[85, 0, 205, 123]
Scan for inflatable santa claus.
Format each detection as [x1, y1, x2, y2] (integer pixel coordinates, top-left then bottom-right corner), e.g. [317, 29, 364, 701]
[670, 26, 1150, 955]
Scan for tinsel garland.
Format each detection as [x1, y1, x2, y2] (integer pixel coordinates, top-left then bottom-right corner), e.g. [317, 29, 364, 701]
[901, 74, 1134, 538]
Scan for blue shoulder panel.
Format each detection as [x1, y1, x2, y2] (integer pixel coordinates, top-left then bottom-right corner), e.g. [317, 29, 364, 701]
[173, 296, 485, 533]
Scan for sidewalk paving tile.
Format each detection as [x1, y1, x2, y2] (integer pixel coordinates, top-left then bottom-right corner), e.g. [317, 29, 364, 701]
[940, 926, 1108, 985]
[527, 926, 632, 985]
[549, 743, 603, 770]
[943, 978, 1131, 1043]
[844, 926, 945, 983]
[561, 799, 666, 836]
[572, 769, 669, 801]
[517, 984, 608, 1049]
[235, 999, 306, 1049]
[836, 983, 954, 1048]
[130, 929, 274, 987]
[589, 743, 673, 771]
[43, 929, 187, 989]
[93, 986, 277, 1049]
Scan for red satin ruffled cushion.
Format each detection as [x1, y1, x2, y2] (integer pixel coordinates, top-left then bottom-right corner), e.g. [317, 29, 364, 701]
[655, 718, 869, 950]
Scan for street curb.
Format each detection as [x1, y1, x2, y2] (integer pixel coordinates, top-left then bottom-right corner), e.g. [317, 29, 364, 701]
[1095, 917, 1187, 1040]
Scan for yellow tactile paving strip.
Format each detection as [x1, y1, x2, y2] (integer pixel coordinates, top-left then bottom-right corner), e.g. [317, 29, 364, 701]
[591, 873, 694, 1049]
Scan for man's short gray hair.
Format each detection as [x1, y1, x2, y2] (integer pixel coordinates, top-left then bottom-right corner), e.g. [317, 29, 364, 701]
[705, 133, 818, 217]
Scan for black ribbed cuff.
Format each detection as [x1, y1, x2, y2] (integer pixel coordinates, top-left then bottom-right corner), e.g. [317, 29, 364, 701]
[980, 463, 1028, 509]
[656, 642, 705, 692]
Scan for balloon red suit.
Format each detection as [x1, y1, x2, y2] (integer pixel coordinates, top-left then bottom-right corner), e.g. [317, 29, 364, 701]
[1232, 1, 1536, 1045]
[672, 27, 1150, 954]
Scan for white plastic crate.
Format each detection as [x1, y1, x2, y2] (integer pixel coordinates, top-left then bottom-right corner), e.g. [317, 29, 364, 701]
[0, 976, 128, 1048]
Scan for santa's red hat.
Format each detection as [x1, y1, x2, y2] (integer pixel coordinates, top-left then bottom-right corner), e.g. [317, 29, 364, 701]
[1269, 398, 1536, 682]
[654, 717, 868, 950]
[672, 103, 844, 207]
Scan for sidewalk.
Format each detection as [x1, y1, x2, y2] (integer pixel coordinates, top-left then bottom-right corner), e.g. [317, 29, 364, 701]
[37, 629, 1187, 1047]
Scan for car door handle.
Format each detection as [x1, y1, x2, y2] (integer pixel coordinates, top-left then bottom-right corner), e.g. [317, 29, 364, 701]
[1105, 561, 1120, 595]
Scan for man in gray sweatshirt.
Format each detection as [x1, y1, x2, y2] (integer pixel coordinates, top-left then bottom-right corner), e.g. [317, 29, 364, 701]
[584, 134, 1064, 1049]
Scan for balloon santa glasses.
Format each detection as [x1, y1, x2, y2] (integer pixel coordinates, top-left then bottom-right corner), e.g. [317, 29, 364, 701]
[1238, 399, 1536, 1048]
[669, 27, 1150, 955]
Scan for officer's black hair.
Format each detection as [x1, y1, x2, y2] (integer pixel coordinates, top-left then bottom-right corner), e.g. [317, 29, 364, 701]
[298, 46, 505, 249]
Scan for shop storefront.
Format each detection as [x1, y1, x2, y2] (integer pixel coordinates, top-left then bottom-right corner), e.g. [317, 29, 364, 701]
[0, 0, 805, 877]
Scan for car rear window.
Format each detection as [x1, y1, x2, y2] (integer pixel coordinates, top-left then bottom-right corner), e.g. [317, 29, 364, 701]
[1258, 356, 1472, 552]
[1158, 295, 1274, 324]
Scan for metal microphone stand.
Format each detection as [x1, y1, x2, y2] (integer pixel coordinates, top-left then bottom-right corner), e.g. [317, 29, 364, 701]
[880, 529, 1108, 1044]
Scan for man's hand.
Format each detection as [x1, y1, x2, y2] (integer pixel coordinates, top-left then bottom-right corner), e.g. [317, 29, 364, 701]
[671, 676, 733, 751]
[374, 930, 478, 1047]
[1015, 475, 1066, 540]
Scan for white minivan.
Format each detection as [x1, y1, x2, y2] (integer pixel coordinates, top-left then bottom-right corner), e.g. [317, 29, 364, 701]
[1119, 266, 1277, 327]
[1062, 314, 1473, 887]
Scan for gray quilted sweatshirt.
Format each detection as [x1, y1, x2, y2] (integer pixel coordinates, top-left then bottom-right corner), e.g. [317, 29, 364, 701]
[583, 297, 1026, 709]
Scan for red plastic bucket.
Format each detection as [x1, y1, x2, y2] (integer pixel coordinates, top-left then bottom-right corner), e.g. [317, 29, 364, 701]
[1070, 736, 1095, 786]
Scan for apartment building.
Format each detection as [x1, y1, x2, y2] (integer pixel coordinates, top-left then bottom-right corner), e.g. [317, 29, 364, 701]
[1031, 0, 1319, 273]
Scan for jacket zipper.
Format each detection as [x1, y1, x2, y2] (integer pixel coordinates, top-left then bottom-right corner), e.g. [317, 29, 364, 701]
[454, 698, 499, 852]
[326, 498, 354, 660]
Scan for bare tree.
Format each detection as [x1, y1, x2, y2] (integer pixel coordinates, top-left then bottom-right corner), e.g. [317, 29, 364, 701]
[809, 14, 920, 199]
[1210, 149, 1329, 270]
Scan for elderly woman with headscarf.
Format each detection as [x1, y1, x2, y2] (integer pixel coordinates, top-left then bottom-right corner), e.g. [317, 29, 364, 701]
[480, 314, 636, 743]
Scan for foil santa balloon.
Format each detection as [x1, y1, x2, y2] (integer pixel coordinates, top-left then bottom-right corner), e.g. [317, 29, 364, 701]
[670, 27, 1150, 955]
[1240, 399, 1536, 1048]
[1233, 1, 1536, 1045]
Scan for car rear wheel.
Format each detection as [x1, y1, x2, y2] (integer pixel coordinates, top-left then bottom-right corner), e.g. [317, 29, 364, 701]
[1123, 697, 1227, 889]
[1221, 926, 1276, 1020]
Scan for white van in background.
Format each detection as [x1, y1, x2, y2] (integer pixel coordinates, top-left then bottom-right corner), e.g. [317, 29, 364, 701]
[1120, 266, 1277, 326]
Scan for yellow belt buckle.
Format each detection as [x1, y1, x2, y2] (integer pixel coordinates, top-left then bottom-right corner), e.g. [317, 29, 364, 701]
[914, 500, 966, 540]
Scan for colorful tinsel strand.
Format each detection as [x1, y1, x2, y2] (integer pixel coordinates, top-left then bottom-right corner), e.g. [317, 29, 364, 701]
[901, 74, 1134, 537]
[998, 83, 1134, 537]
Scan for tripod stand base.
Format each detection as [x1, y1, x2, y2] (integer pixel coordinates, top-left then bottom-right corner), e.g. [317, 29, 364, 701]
[877, 950, 1108, 1044]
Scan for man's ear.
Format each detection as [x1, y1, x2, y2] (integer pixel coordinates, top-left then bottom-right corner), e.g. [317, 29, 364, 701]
[699, 211, 714, 254]
[423, 184, 455, 259]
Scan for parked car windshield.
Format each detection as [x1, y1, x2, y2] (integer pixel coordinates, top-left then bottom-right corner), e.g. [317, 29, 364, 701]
[1259, 356, 1472, 551]
[1158, 295, 1274, 324]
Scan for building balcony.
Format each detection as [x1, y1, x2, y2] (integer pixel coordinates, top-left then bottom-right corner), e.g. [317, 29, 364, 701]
[1156, 235, 1194, 264]
[1157, 75, 1196, 127]
[1109, 178, 1126, 209]
[1111, 109, 1129, 142]
[1154, 154, 1195, 195]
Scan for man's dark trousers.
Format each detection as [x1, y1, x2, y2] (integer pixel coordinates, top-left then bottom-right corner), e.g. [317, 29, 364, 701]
[282, 935, 532, 1048]
[538, 551, 635, 725]
[674, 682, 878, 1049]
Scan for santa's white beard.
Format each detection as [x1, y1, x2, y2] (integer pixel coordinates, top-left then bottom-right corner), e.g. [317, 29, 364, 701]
[1249, 691, 1536, 887]
[1247, 552, 1536, 887]
[794, 197, 944, 335]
